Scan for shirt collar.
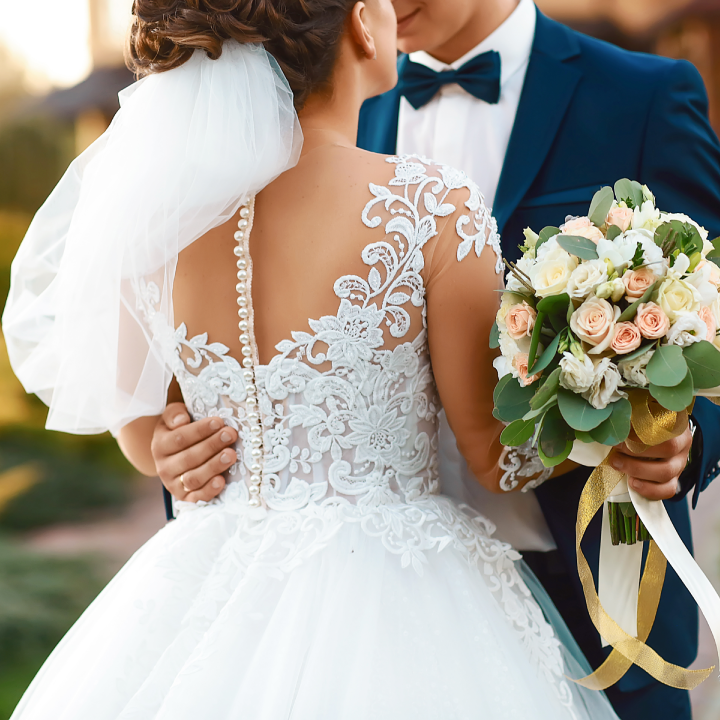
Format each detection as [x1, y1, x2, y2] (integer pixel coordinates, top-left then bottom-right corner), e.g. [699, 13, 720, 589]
[407, 0, 537, 87]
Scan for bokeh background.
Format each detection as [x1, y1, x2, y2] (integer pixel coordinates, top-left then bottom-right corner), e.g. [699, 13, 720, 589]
[1, 0, 720, 717]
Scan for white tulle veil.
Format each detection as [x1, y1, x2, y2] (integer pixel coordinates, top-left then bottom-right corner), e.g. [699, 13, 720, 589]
[3, 42, 302, 435]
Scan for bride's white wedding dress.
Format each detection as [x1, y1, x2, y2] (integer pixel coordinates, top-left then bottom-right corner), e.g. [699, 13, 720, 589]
[10, 157, 617, 720]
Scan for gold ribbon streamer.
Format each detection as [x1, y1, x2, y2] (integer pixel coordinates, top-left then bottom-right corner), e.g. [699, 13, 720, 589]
[573, 391, 713, 690]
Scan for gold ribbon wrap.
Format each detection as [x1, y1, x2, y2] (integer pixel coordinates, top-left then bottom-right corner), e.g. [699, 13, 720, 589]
[574, 391, 714, 690]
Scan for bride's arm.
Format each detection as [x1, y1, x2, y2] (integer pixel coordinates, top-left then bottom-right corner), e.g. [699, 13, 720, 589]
[424, 204, 512, 493]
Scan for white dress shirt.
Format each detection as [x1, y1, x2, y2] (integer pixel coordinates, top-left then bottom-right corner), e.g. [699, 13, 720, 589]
[397, 0, 557, 552]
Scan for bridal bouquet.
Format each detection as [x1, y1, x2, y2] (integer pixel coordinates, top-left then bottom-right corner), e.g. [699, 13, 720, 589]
[492, 180, 720, 545]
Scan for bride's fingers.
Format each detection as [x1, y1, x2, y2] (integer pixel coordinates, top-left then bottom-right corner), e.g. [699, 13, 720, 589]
[628, 476, 680, 501]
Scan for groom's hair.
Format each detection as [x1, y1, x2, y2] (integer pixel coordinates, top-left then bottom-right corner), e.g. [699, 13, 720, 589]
[128, 0, 356, 109]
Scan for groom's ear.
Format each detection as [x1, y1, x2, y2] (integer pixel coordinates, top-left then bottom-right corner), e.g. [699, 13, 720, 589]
[349, 3, 377, 61]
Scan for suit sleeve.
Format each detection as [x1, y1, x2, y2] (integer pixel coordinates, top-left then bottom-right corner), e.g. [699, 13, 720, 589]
[641, 59, 720, 504]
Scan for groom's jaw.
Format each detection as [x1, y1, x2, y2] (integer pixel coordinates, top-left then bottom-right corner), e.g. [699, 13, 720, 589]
[393, 0, 518, 64]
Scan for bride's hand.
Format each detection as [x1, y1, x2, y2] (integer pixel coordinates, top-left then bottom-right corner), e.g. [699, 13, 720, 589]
[608, 423, 694, 501]
[151, 403, 238, 503]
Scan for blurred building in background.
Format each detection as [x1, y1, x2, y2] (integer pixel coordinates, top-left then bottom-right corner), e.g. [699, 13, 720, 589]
[538, 0, 720, 128]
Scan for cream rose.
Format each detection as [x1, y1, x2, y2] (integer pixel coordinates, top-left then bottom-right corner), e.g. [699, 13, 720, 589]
[530, 245, 577, 297]
[584, 358, 627, 410]
[634, 302, 670, 340]
[622, 267, 657, 299]
[666, 312, 707, 347]
[656, 277, 702, 321]
[506, 301, 537, 340]
[618, 349, 654, 388]
[513, 353, 540, 387]
[699, 306, 717, 342]
[606, 207, 634, 232]
[566, 259, 608, 299]
[611, 322, 642, 354]
[570, 297, 620, 354]
[561, 216, 604, 243]
[559, 352, 595, 393]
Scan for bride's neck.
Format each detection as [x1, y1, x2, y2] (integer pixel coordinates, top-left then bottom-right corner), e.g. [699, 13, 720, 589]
[298, 71, 365, 154]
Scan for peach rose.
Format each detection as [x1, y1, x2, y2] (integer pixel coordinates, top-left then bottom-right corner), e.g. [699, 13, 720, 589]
[513, 353, 540, 386]
[606, 206, 634, 233]
[699, 306, 717, 342]
[622, 267, 657, 299]
[611, 322, 642, 354]
[570, 297, 618, 354]
[634, 302, 670, 340]
[506, 302, 537, 340]
[561, 216, 604, 244]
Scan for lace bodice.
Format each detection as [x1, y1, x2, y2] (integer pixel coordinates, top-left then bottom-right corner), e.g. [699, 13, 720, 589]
[138, 156, 502, 514]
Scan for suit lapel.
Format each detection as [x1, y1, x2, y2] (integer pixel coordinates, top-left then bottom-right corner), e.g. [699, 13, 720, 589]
[493, 12, 582, 235]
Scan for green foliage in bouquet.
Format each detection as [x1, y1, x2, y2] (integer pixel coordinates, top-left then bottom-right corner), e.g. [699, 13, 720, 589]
[494, 179, 720, 469]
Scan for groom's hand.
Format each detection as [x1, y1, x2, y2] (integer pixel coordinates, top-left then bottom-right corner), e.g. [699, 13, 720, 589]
[151, 403, 238, 503]
[609, 424, 694, 501]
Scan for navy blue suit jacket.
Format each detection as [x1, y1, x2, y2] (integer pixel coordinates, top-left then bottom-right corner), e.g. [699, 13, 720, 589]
[358, 9, 720, 692]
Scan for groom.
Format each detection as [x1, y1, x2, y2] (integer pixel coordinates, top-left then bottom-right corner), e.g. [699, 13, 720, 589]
[356, 0, 720, 717]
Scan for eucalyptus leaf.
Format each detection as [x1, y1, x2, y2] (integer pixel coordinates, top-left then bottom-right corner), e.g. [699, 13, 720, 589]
[537, 293, 570, 316]
[538, 440, 573, 467]
[646, 345, 688, 388]
[530, 333, 561, 376]
[617, 343, 655, 365]
[683, 340, 720, 389]
[589, 398, 632, 446]
[556, 235, 600, 260]
[576, 430, 596, 443]
[494, 375, 536, 422]
[614, 178, 643, 208]
[490, 321, 500, 349]
[707, 236, 720, 259]
[536, 226, 561, 253]
[523, 397, 558, 422]
[530, 366, 562, 411]
[540, 406, 575, 458]
[500, 418, 536, 447]
[649, 372, 694, 412]
[606, 224, 623, 241]
[588, 186, 614, 227]
[527, 311, 546, 369]
[617, 281, 659, 322]
[558, 389, 613, 431]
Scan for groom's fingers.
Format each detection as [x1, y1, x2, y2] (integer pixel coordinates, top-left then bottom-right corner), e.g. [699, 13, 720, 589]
[614, 426, 692, 460]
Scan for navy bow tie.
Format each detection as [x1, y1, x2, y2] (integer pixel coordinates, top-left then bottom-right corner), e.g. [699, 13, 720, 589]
[398, 51, 502, 110]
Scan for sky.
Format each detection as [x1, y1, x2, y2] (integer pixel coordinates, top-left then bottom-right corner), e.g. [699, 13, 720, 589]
[0, 0, 128, 91]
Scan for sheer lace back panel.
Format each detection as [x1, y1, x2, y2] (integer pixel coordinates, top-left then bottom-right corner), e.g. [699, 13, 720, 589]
[137, 153, 503, 512]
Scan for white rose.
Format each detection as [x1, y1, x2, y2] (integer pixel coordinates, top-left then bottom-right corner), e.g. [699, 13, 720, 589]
[661, 212, 709, 241]
[687, 263, 719, 307]
[530, 245, 578, 297]
[493, 355, 513, 380]
[656, 276, 702, 321]
[506, 256, 535, 293]
[618, 349, 654, 388]
[559, 352, 595, 393]
[712, 294, 720, 328]
[535, 236, 560, 262]
[583, 358, 627, 410]
[595, 278, 626, 303]
[666, 312, 707, 347]
[597, 234, 638, 270]
[566, 259, 608, 299]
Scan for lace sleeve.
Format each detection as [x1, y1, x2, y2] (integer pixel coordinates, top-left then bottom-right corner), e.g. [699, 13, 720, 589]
[421, 170, 509, 490]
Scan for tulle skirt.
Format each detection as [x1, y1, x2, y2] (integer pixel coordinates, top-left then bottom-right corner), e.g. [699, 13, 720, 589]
[10, 491, 618, 720]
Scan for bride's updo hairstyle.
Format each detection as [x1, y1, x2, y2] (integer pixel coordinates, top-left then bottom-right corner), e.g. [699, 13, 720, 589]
[128, 0, 356, 109]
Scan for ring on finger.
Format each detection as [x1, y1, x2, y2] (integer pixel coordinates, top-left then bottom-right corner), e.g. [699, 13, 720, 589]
[180, 474, 189, 492]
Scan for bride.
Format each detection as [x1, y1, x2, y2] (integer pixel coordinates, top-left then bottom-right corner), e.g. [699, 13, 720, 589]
[3, 0, 620, 718]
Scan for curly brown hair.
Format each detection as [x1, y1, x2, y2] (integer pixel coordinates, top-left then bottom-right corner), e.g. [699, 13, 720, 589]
[127, 0, 357, 109]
